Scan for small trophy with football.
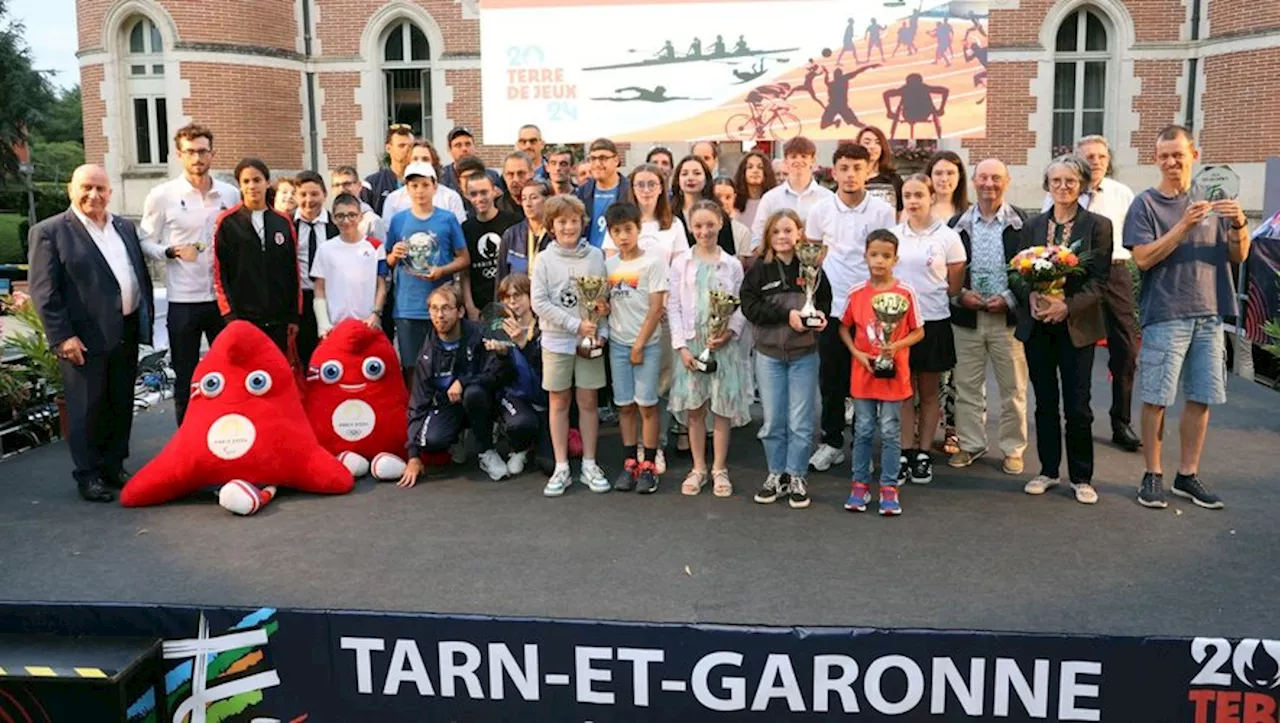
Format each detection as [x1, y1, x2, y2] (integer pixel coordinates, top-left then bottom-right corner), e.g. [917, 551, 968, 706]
[694, 289, 740, 374]
[795, 240, 826, 328]
[574, 275, 609, 359]
[871, 292, 910, 379]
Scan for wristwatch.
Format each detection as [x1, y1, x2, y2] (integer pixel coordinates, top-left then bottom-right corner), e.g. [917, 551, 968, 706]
[1231, 219, 1247, 230]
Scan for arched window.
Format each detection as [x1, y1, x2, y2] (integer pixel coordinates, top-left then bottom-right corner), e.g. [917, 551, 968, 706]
[124, 16, 168, 166]
[382, 20, 432, 139]
[1051, 7, 1109, 152]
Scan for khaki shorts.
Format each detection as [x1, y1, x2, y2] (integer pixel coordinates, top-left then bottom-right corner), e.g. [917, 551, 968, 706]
[542, 349, 607, 392]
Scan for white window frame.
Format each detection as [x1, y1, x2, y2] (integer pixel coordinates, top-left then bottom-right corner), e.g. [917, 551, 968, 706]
[1051, 7, 1111, 151]
[124, 16, 168, 168]
[381, 20, 433, 140]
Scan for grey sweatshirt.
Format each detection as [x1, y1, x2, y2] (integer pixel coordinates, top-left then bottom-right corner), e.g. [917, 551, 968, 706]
[530, 238, 610, 354]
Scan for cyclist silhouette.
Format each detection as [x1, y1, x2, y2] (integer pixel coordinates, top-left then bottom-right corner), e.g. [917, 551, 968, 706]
[883, 73, 949, 140]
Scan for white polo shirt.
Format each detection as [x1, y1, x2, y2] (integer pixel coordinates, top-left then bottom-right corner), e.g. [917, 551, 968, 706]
[139, 175, 240, 302]
[73, 208, 140, 315]
[383, 184, 467, 225]
[805, 192, 898, 318]
[750, 178, 835, 248]
[1041, 177, 1135, 261]
[890, 220, 967, 321]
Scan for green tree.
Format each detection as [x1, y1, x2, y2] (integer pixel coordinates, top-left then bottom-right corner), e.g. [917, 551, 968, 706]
[0, 0, 55, 179]
[30, 139, 84, 183]
[33, 86, 83, 145]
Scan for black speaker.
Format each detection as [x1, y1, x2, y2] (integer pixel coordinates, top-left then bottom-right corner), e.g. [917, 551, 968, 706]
[0, 635, 166, 723]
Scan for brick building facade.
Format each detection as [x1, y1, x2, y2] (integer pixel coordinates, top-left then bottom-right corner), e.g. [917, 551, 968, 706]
[76, 0, 1280, 216]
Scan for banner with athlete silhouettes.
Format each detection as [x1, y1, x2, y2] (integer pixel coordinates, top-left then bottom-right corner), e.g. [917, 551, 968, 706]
[479, 0, 990, 143]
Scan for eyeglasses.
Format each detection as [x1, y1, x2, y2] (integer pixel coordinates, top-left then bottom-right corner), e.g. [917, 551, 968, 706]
[633, 180, 661, 190]
[589, 154, 617, 164]
[180, 148, 212, 158]
[333, 212, 360, 221]
[428, 304, 457, 314]
[1049, 178, 1081, 189]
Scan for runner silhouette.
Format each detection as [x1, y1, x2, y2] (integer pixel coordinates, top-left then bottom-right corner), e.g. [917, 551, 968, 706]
[821, 64, 879, 129]
[837, 18, 859, 65]
[929, 18, 955, 66]
[883, 73, 949, 140]
[964, 41, 989, 99]
[865, 19, 887, 64]
[964, 11, 988, 44]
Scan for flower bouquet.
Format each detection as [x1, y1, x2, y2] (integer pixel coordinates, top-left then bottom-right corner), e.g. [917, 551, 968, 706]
[1007, 244, 1086, 312]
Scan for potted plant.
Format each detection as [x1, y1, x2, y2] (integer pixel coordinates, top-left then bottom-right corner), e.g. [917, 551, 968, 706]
[1, 292, 67, 439]
[0, 361, 30, 425]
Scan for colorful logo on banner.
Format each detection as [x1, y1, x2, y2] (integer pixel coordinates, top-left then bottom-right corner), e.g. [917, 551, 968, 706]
[125, 608, 304, 723]
[479, 0, 989, 143]
[1186, 638, 1280, 722]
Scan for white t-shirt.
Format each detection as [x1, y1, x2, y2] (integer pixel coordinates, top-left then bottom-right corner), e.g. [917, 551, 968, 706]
[805, 193, 898, 318]
[310, 236, 387, 322]
[606, 252, 669, 345]
[890, 220, 966, 321]
[639, 217, 686, 267]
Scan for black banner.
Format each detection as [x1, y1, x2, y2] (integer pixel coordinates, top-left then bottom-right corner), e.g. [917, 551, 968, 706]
[0, 602, 1277, 722]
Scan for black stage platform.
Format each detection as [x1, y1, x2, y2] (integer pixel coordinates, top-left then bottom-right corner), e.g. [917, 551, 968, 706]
[1, 366, 1277, 641]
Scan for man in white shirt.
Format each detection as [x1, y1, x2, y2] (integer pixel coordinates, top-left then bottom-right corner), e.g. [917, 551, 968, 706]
[28, 165, 154, 502]
[331, 165, 385, 240]
[804, 142, 897, 471]
[1041, 135, 1141, 451]
[751, 136, 834, 249]
[293, 170, 341, 365]
[140, 123, 240, 424]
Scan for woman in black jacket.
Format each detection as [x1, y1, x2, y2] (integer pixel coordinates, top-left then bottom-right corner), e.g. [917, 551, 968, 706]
[740, 209, 832, 509]
[1016, 155, 1111, 505]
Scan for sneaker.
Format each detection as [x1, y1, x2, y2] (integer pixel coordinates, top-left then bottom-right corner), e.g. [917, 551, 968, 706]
[754, 473, 785, 504]
[788, 476, 811, 509]
[478, 450, 510, 481]
[614, 459, 638, 492]
[1023, 475, 1060, 495]
[948, 448, 986, 468]
[896, 452, 911, 485]
[910, 452, 933, 484]
[635, 461, 659, 494]
[580, 461, 611, 493]
[1002, 455, 1024, 475]
[844, 482, 871, 512]
[1071, 481, 1099, 505]
[1172, 473, 1225, 510]
[809, 444, 845, 472]
[878, 485, 902, 516]
[543, 467, 571, 497]
[1137, 472, 1168, 509]
[654, 449, 667, 475]
[506, 450, 529, 476]
[598, 405, 618, 424]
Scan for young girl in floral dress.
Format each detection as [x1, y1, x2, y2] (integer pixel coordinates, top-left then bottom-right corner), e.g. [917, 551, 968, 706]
[667, 200, 750, 497]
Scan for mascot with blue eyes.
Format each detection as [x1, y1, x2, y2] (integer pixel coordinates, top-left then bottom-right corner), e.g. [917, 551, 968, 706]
[303, 319, 410, 481]
[120, 321, 354, 515]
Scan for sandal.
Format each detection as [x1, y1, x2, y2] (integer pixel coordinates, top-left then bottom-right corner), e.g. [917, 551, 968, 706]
[682, 469, 707, 496]
[712, 469, 733, 498]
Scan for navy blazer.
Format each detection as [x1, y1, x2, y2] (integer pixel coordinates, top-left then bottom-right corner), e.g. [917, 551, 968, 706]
[27, 209, 155, 352]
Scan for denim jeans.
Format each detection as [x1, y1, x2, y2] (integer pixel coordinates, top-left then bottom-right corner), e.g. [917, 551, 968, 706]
[755, 351, 819, 476]
[852, 398, 902, 486]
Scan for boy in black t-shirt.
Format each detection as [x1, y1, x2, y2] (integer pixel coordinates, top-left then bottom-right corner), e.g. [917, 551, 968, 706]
[460, 174, 521, 320]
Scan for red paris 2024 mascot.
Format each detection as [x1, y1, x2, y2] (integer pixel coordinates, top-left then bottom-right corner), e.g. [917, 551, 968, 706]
[120, 320, 353, 515]
[304, 319, 410, 481]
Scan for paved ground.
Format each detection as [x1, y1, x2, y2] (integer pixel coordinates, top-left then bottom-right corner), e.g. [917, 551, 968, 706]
[0, 366, 1276, 640]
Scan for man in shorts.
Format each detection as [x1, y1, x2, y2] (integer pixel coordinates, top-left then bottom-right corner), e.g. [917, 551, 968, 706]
[1125, 125, 1251, 510]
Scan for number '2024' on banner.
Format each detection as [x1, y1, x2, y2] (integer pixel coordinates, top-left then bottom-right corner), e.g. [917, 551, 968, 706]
[479, 0, 991, 143]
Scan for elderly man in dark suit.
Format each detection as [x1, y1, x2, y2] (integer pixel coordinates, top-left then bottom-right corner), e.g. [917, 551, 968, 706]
[28, 164, 154, 502]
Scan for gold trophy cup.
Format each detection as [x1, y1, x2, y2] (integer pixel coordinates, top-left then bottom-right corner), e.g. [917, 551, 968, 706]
[870, 292, 910, 379]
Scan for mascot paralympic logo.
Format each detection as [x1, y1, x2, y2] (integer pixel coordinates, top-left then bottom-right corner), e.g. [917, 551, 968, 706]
[126, 608, 308, 723]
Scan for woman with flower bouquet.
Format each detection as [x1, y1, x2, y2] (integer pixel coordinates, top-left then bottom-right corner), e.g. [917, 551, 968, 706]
[1012, 155, 1112, 505]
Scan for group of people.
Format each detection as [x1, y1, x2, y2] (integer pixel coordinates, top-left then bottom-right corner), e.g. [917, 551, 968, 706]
[26, 119, 1250, 517]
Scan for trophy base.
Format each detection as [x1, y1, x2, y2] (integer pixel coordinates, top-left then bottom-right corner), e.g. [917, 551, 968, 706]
[872, 362, 897, 379]
[577, 345, 604, 360]
[801, 314, 825, 329]
[694, 352, 718, 374]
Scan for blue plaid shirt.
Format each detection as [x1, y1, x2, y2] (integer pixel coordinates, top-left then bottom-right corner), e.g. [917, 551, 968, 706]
[955, 203, 1021, 307]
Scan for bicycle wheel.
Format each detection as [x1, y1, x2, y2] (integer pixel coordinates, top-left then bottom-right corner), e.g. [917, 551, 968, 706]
[725, 113, 759, 142]
[767, 111, 802, 141]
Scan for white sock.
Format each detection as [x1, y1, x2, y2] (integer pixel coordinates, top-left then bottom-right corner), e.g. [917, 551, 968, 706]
[583, 457, 597, 469]
[555, 462, 569, 474]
